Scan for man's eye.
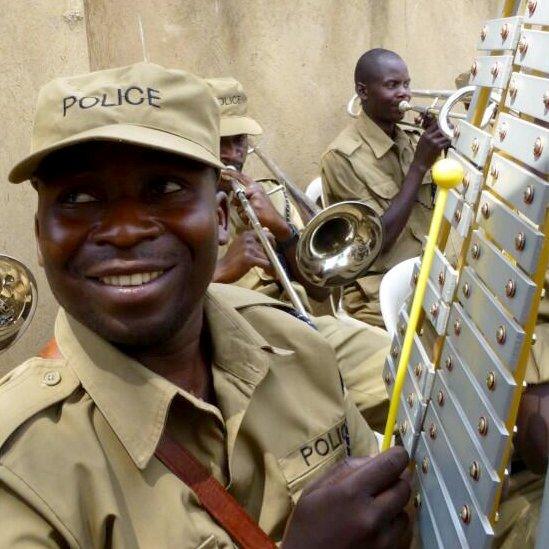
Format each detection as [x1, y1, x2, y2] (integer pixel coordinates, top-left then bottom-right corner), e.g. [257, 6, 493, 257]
[150, 180, 185, 195]
[63, 192, 98, 204]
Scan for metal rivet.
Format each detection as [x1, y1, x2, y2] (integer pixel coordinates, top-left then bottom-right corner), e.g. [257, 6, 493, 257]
[478, 416, 488, 436]
[454, 209, 462, 223]
[407, 393, 415, 408]
[528, 0, 538, 16]
[422, 456, 429, 474]
[471, 138, 480, 154]
[398, 321, 406, 335]
[460, 505, 471, 524]
[505, 279, 516, 298]
[413, 493, 422, 509]
[462, 283, 470, 298]
[500, 23, 509, 41]
[391, 345, 399, 358]
[486, 371, 496, 391]
[43, 370, 61, 386]
[454, 320, 461, 336]
[414, 363, 423, 378]
[523, 185, 535, 204]
[430, 302, 439, 318]
[471, 243, 481, 259]
[438, 271, 445, 287]
[469, 461, 481, 481]
[515, 232, 526, 251]
[453, 125, 461, 139]
[543, 91, 549, 110]
[412, 272, 419, 285]
[384, 372, 392, 385]
[470, 60, 478, 77]
[490, 63, 500, 79]
[534, 137, 543, 159]
[490, 165, 499, 180]
[496, 325, 506, 345]
[518, 35, 529, 54]
[399, 421, 408, 436]
[462, 173, 471, 191]
[480, 25, 488, 41]
[429, 423, 437, 440]
[437, 390, 445, 406]
[498, 123, 507, 141]
[481, 202, 490, 218]
[509, 81, 518, 101]
[445, 356, 453, 371]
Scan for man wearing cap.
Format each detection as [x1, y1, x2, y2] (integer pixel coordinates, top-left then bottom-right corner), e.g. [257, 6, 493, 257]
[321, 48, 450, 327]
[0, 62, 412, 547]
[205, 76, 391, 432]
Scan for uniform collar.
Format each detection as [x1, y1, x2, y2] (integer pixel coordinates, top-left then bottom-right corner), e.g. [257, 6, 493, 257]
[55, 286, 293, 470]
[356, 110, 409, 159]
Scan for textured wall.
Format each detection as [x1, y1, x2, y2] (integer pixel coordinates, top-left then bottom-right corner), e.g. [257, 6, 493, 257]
[1, 0, 501, 371]
[0, 0, 89, 373]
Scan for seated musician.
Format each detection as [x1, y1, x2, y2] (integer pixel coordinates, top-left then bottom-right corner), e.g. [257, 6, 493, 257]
[321, 48, 450, 327]
[0, 62, 412, 548]
[206, 76, 390, 431]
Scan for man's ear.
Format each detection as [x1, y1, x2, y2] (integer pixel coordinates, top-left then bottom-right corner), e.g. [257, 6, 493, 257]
[216, 191, 230, 245]
[34, 216, 44, 267]
[356, 82, 368, 102]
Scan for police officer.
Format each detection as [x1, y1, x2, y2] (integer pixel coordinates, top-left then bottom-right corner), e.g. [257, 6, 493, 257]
[321, 48, 451, 327]
[206, 76, 390, 432]
[0, 62, 412, 547]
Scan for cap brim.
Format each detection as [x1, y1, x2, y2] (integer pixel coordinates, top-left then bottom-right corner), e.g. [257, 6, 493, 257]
[219, 116, 263, 137]
[9, 123, 224, 183]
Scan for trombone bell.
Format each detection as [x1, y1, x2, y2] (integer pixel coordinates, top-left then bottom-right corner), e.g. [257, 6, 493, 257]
[0, 256, 37, 354]
[297, 201, 382, 287]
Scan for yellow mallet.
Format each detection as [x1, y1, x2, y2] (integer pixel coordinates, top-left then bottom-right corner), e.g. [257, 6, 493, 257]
[381, 158, 464, 451]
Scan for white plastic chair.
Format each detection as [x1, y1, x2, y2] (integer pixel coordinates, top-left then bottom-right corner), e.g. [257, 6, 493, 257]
[305, 176, 324, 207]
[379, 256, 419, 339]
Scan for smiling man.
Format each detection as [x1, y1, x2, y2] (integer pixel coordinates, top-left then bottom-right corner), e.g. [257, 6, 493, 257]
[321, 48, 450, 327]
[0, 63, 412, 548]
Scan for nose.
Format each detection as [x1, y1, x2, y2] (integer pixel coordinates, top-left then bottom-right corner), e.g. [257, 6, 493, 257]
[91, 200, 164, 248]
[397, 83, 411, 101]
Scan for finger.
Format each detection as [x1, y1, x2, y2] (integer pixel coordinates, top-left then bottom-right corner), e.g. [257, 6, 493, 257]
[369, 512, 411, 549]
[371, 478, 411, 523]
[343, 446, 410, 497]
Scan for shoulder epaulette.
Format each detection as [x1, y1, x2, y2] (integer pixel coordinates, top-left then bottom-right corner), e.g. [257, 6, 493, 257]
[0, 357, 79, 448]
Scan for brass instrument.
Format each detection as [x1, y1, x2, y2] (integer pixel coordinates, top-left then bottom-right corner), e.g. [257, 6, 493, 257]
[347, 87, 499, 139]
[0, 256, 37, 353]
[296, 201, 383, 287]
[224, 166, 312, 322]
[247, 143, 320, 222]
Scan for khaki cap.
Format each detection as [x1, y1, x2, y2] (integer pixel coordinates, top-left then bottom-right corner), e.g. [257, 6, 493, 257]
[205, 77, 263, 137]
[9, 62, 224, 183]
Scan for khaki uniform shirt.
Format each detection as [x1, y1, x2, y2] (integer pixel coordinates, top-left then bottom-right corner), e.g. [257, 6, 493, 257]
[321, 111, 433, 326]
[0, 284, 376, 548]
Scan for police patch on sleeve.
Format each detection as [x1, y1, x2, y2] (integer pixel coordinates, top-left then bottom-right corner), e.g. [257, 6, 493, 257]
[278, 419, 349, 497]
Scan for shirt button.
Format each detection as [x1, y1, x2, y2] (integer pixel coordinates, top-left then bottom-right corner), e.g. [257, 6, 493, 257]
[43, 370, 61, 386]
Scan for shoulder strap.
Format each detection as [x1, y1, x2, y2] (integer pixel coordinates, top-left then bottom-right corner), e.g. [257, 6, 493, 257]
[38, 339, 276, 549]
[155, 432, 276, 549]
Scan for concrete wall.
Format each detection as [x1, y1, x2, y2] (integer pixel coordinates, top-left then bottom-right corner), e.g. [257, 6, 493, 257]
[1, 0, 501, 372]
[0, 0, 89, 373]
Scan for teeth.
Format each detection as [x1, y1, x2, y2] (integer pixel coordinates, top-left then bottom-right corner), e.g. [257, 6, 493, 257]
[99, 271, 164, 286]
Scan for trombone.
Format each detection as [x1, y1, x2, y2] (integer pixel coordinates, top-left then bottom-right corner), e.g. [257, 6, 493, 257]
[347, 86, 499, 139]
[223, 166, 312, 322]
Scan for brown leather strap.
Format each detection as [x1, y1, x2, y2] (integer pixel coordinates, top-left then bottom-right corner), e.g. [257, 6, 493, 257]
[155, 432, 276, 549]
[38, 338, 275, 548]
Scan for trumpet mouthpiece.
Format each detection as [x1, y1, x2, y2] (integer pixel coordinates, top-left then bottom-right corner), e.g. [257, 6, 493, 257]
[398, 100, 412, 113]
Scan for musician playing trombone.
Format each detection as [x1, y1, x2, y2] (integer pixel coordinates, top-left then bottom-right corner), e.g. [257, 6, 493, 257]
[206, 77, 391, 432]
[321, 48, 451, 328]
